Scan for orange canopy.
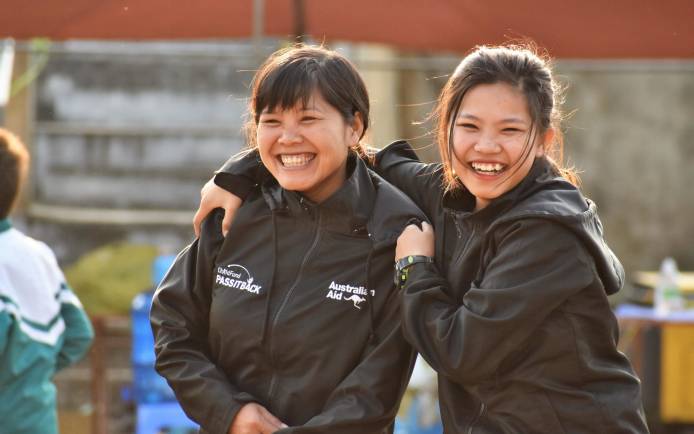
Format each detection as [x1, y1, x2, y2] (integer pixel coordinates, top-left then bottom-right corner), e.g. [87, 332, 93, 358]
[3, 0, 693, 58]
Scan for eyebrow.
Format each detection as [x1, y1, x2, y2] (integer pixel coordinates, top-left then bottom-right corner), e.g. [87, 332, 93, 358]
[457, 113, 527, 124]
[260, 104, 324, 114]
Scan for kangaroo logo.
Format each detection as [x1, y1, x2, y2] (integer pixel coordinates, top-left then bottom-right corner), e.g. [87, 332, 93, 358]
[344, 295, 366, 309]
[326, 281, 373, 309]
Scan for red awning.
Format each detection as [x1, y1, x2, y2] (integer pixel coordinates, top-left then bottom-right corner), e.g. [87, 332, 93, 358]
[3, 0, 693, 58]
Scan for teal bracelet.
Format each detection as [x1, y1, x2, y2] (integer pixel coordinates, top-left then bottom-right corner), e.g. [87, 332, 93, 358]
[394, 255, 434, 287]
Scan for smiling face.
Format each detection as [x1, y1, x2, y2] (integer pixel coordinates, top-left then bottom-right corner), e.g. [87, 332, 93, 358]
[256, 90, 362, 203]
[451, 82, 552, 211]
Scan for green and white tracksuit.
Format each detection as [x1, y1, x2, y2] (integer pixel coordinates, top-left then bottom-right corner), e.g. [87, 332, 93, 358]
[0, 219, 94, 434]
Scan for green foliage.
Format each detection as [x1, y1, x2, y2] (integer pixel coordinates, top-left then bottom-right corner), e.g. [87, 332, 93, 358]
[10, 38, 52, 99]
[65, 242, 158, 315]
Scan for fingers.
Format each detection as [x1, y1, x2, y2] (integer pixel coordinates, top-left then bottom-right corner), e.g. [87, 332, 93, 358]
[396, 221, 435, 259]
[257, 407, 287, 432]
[402, 223, 423, 235]
[221, 208, 234, 238]
[192, 208, 204, 238]
[193, 178, 216, 237]
[402, 221, 433, 234]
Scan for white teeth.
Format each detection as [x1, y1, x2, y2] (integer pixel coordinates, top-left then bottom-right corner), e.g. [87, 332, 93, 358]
[471, 162, 505, 173]
[280, 153, 314, 167]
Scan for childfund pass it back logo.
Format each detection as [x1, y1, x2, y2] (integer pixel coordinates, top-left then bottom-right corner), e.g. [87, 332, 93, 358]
[215, 264, 262, 294]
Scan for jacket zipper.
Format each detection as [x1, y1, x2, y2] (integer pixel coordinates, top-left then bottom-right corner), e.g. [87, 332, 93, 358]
[266, 210, 322, 406]
[453, 213, 464, 238]
[454, 220, 476, 266]
[467, 401, 486, 434]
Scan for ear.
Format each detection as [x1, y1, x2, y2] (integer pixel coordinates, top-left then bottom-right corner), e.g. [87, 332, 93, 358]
[348, 112, 365, 145]
[536, 128, 555, 156]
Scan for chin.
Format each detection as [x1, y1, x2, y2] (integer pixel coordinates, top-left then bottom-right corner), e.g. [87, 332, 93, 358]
[277, 178, 312, 193]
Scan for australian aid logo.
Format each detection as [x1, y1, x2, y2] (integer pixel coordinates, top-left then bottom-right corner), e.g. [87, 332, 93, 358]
[215, 264, 262, 294]
[326, 281, 375, 310]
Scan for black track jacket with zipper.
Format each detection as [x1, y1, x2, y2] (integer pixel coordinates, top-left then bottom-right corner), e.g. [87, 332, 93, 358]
[150, 155, 422, 434]
[215, 142, 649, 434]
[375, 141, 649, 434]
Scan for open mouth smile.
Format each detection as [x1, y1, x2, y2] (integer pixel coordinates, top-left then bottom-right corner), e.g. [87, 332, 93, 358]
[279, 153, 316, 168]
[469, 161, 507, 176]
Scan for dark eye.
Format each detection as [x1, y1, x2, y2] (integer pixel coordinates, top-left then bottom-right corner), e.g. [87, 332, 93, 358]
[260, 118, 279, 125]
[502, 127, 522, 133]
[301, 116, 318, 122]
[457, 123, 478, 130]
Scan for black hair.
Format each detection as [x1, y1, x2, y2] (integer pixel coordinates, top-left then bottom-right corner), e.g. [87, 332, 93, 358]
[246, 45, 371, 160]
[434, 44, 577, 191]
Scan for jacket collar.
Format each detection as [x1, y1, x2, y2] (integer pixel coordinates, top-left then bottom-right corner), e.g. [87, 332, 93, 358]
[262, 153, 376, 234]
[0, 218, 11, 234]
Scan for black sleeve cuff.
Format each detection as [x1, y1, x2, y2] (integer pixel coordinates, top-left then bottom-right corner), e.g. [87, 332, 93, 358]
[213, 172, 257, 201]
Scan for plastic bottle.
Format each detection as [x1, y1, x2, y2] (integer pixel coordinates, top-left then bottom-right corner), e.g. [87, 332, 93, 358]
[654, 257, 683, 317]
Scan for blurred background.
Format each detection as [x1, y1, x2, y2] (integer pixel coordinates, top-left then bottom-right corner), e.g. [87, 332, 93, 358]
[2, 1, 693, 433]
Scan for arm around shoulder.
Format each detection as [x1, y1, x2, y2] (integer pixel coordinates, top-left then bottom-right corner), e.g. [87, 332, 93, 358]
[215, 148, 267, 200]
[374, 141, 444, 221]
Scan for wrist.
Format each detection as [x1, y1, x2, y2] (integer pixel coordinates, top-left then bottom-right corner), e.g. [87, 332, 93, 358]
[395, 255, 434, 271]
[394, 255, 434, 288]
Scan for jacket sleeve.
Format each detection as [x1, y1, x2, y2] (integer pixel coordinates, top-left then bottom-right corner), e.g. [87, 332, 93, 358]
[281, 279, 416, 434]
[214, 148, 268, 200]
[374, 141, 445, 222]
[400, 218, 596, 384]
[151, 210, 258, 434]
[0, 305, 10, 356]
[215, 142, 444, 222]
[55, 283, 94, 371]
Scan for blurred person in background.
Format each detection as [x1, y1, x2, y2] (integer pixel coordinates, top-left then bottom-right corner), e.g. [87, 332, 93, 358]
[150, 46, 423, 434]
[0, 128, 94, 434]
[195, 44, 649, 433]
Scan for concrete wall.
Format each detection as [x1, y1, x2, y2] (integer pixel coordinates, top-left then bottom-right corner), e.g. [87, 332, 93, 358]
[8, 41, 694, 275]
[10, 41, 267, 263]
[560, 61, 694, 272]
[361, 56, 694, 275]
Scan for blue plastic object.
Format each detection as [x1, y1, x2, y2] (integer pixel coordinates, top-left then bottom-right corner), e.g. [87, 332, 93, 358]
[131, 254, 178, 404]
[152, 254, 177, 288]
[394, 396, 443, 434]
[131, 289, 176, 403]
[136, 402, 198, 434]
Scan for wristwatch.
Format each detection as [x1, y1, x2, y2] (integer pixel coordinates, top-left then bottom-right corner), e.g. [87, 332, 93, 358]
[394, 255, 434, 287]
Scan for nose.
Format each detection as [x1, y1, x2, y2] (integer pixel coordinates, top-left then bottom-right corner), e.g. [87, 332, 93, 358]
[473, 134, 500, 153]
[278, 125, 302, 145]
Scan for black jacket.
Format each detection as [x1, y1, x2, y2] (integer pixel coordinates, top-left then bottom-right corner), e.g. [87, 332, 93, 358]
[151, 155, 422, 434]
[376, 141, 649, 434]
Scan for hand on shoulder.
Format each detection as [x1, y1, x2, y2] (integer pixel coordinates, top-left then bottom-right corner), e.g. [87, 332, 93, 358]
[396, 222, 435, 260]
[193, 177, 243, 238]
